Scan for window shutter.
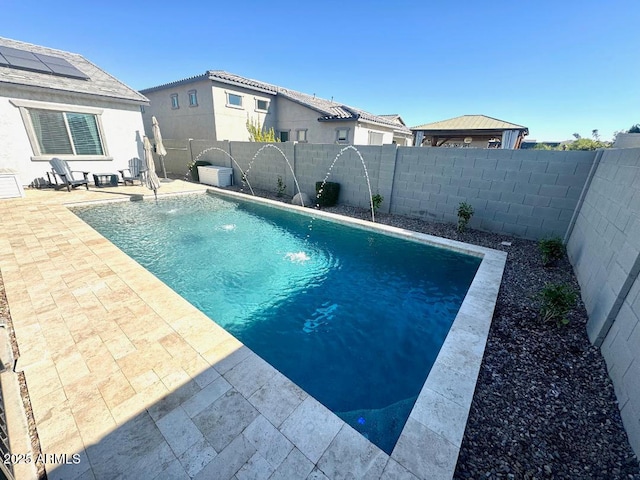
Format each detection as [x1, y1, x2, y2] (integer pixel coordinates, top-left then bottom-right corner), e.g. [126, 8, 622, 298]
[29, 109, 73, 154]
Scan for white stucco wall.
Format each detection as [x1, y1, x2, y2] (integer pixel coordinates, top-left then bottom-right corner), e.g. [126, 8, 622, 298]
[142, 78, 215, 141]
[353, 121, 395, 145]
[276, 97, 357, 144]
[211, 82, 275, 142]
[393, 134, 412, 146]
[0, 86, 145, 186]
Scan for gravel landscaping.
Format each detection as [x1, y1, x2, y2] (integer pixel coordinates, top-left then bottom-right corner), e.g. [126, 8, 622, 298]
[2, 184, 639, 479]
[230, 186, 640, 479]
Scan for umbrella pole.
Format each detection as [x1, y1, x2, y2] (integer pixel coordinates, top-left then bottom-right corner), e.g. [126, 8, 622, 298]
[160, 155, 167, 179]
[159, 155, 173, 182]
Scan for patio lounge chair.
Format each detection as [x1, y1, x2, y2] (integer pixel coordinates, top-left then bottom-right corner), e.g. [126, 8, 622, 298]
[118, 158, 146, 186]
[49, 158, 89, 192]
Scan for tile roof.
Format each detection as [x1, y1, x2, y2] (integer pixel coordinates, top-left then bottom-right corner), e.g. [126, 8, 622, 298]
[142, 70, 412, 134]
[0, 37, 148, 104]
[411, 115, 527, 132]
[379, 114, 407, 126]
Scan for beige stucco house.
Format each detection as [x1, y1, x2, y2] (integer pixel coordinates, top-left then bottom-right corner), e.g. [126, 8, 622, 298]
[411, 115, 529, 149]
[0, 37, 149, 188]
[139, 71, 413, 147]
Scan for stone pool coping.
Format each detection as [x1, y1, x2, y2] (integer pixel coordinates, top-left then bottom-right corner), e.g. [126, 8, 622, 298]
[0, 181, 506, 479]
[207, 187, 508, 478]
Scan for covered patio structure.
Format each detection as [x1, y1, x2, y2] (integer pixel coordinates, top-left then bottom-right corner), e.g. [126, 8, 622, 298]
[411, 115, 529, 149]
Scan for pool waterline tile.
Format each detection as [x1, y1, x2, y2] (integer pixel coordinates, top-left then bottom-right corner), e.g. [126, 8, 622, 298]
[0, 183, 506, 480]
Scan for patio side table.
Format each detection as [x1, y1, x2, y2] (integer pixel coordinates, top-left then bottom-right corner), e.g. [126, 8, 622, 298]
[92, 173, 119, 187]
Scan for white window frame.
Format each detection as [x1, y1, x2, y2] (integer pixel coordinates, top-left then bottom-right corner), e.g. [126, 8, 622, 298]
[336, 127, 350, 143]
[188, 90, 198, 107]
[10, 99, 111, 161]
[226, 92, 243, 109]
[255, 98, 269, 112]
[295, 129, 308, 143]
[170, 93, 179, 109]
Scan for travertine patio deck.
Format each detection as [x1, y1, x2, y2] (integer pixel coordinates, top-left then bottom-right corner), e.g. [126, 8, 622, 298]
[0, 180, 505, 480]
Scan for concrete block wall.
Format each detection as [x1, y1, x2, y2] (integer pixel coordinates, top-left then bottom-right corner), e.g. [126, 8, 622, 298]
[228, 142, 295, 196]
[181, 140, 596, 240]
[567, 148, 640, 344]
[599, 275, 640, 459]
[292, 144, 390, 210]
[190, 140, 234, 169]
[566, 147, 640, 457]
[391, 147, 595, 239]
[160, 139, 191, 177]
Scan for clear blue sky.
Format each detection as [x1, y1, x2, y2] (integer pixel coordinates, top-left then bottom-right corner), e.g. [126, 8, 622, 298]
[2, 0, 638, 142]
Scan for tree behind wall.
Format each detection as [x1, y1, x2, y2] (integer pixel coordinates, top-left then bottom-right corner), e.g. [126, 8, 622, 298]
[246, 117, 279, 142]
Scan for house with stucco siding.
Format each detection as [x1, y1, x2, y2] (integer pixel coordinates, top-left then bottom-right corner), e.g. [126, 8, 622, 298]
[139, 71, 413, 147]
[0, 37, 149, 188]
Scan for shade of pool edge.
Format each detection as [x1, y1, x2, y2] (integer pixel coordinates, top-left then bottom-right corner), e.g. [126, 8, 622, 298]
[68, 188, 507, 479]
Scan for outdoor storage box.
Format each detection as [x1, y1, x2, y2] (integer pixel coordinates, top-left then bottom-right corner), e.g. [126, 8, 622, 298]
[197, 166, 233, 187]
[0, 169, 25, 199]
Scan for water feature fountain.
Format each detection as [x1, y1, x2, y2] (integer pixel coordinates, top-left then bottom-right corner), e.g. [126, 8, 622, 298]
[190, 146, 256, 195]
[315, 145, 377, 222]
[243, 144, 305, 205]
[191, 143, 377, 221]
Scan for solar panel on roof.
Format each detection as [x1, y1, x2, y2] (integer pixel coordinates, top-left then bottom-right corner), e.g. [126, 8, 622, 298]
[33, 52, 69, 66]
[4, 55, 53, 73]
[0, 46, 35, 59]
[47, 63, 84, 78]
[33, 53, 89, 79]
[0, 46, 89, 80]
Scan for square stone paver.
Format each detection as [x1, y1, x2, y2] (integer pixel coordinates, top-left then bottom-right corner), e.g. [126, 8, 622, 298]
[280, 397, 343, 464]
[192, 389, 259, 452]
[248, 372, 308, 428]
[243, 415, 294, 469]
[317, 425, 388, 479]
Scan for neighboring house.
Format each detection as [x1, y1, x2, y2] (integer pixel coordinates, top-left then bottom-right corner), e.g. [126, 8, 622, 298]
[0, 37, 149, 187]
[378, 114, 413, 145]
[139, 71, 414, 147]
[411, 115, 529, 149]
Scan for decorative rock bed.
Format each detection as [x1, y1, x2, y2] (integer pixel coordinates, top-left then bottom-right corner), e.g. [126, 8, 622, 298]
[229, 186, 640, 479]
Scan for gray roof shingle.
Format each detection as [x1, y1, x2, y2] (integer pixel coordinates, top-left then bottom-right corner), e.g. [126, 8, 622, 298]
[0, 37, 148, 104]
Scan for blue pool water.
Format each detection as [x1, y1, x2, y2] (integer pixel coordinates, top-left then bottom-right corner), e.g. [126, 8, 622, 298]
[73, 193, 481, 453]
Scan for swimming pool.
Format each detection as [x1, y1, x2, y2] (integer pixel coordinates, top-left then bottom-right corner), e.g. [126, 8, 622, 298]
[73, 192, 482, 454]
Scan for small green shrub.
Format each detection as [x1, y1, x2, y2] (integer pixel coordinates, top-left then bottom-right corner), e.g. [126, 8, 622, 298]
[315, 181, 340, 207]
[538, 237, 565, 266]
[371, 193, 383, 213]
[276, 176, 286, 197]
[457, 202, 474, 233]
[538, 283, 577, 326]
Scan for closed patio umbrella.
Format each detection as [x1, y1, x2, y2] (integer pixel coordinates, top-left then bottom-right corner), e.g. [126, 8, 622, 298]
[152, 116, 170, 181]
[143, 136, 161, 200]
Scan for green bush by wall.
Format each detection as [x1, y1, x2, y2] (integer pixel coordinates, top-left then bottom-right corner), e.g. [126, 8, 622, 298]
[315, 181, 340, 207]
